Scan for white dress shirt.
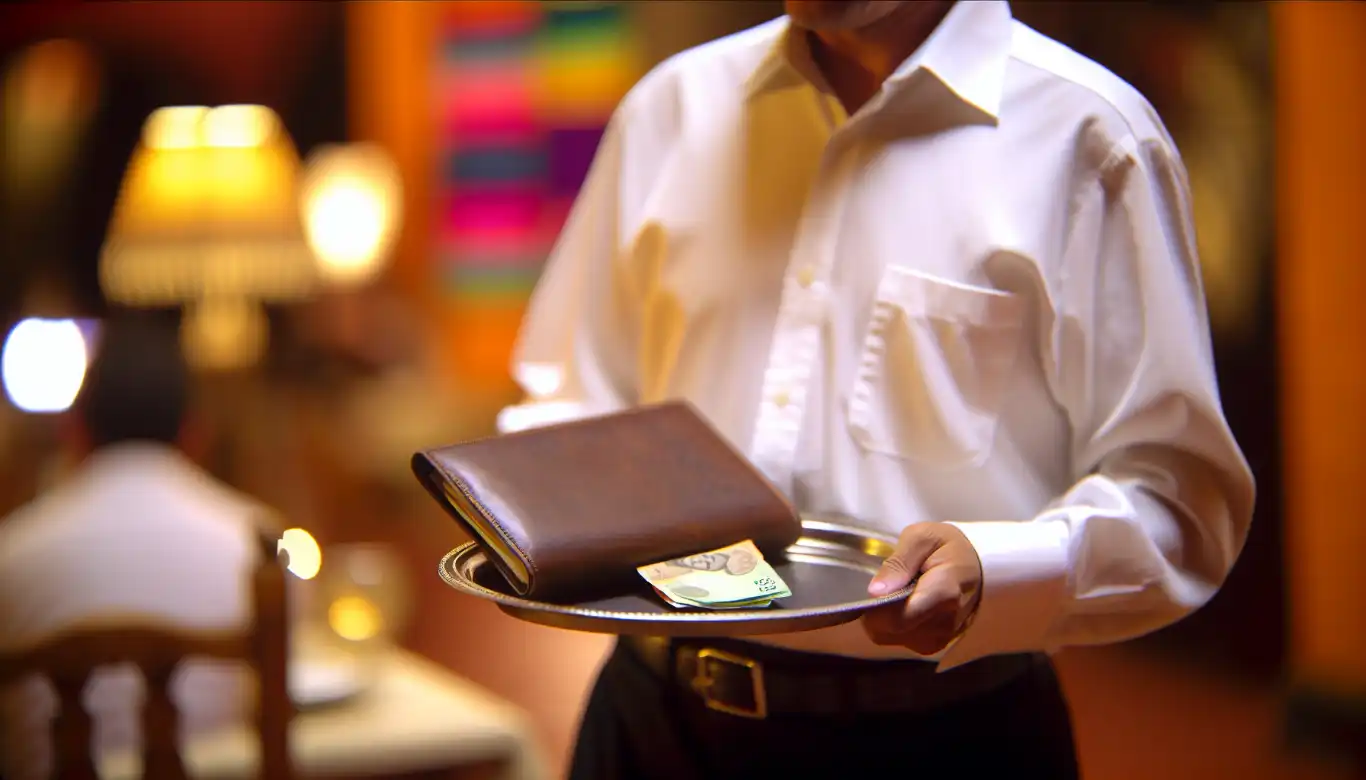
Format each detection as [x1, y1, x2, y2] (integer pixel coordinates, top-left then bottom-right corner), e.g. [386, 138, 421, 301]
[0, 443, 270, 780]
[498, 0, 1254, 670]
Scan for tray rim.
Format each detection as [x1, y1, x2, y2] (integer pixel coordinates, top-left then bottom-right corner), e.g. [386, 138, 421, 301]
[435, 518, 913, 628]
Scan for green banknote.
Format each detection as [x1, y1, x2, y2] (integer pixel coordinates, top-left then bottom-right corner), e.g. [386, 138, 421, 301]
[638, 539, 792, 610]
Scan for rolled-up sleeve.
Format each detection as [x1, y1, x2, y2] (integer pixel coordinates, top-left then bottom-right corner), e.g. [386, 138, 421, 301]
[497, 116, 639, 434]
[940, 135, 1256, 670]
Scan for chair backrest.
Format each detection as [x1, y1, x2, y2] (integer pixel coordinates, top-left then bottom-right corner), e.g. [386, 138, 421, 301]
[0, 531, 294, 780]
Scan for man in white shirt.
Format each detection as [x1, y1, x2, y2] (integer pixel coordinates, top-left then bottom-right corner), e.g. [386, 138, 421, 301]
[502, 1, 1255, 776]
[0, 315, 269, 780]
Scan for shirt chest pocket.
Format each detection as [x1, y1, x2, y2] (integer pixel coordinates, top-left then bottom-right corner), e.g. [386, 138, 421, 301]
[847, 267, 1027, 468]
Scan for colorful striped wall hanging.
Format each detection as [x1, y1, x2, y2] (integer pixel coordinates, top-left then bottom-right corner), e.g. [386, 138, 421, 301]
[434, 0, 637, 386]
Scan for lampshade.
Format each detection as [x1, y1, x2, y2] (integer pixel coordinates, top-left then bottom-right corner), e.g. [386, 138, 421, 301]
[98, 105, 316, 307]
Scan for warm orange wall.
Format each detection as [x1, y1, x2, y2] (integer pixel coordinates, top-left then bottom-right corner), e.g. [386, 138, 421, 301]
[1274, 1, 1366, 694]
[344, 2, 540, 395]
[345, 1, 438, 313]
[346, 1, 509, 394]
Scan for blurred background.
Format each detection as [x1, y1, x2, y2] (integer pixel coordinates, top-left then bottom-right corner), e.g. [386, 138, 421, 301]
[0, 1, 1361, 779]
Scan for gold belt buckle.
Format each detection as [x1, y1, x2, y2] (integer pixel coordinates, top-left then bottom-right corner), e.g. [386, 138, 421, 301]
[685, 647, 768, 720]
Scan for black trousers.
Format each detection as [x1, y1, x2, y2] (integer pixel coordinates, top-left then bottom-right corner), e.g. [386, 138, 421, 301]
[568, 639, 1080, 780]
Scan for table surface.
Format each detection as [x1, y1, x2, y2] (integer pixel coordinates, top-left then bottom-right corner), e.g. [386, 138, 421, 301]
[99, 647, 548, 780]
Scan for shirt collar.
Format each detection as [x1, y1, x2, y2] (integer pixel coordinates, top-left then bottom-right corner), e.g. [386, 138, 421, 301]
[78, 440, 200, 483]
[745, 0, 1014, 121]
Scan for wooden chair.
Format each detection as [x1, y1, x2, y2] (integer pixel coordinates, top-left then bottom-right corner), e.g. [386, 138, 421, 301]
[0, 531, 295, 780]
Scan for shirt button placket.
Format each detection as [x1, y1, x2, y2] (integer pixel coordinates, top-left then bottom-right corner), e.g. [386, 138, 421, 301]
[749, 152, 850, 492]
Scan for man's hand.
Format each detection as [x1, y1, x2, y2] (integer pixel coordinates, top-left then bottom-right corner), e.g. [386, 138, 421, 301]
[861, 522, 983, 655]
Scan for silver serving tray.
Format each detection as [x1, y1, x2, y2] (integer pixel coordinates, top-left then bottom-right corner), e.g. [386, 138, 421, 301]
[436, 518, 913, 637]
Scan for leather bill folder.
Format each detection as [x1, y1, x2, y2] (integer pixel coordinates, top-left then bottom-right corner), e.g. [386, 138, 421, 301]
[412, 401, 802, 603]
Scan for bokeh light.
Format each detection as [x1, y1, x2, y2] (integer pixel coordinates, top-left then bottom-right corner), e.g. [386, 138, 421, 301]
[327, 595, 385, 642]
[277, 527, 323, 580]
[1, 318, 89, 414]
[300, 143, 403, 287]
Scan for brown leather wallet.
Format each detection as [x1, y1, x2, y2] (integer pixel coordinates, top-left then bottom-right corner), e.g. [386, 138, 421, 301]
[412, 401, 802, 603]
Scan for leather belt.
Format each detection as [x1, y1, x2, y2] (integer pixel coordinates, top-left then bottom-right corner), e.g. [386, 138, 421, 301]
[623, 635, 1036, 720]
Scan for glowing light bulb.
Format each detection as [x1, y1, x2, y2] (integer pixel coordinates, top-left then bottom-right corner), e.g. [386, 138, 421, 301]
[202, 104, 278, 149]
[142, 106, 209, 150]
[1, 318, 88, 413]
[301, 144, 402, 286]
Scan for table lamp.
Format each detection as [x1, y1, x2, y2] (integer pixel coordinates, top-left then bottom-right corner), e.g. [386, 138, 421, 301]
[98, 104, 316, 371]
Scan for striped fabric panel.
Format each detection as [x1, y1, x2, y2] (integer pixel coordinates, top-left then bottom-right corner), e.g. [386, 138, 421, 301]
[441, 265, 544, 299]
[434, 0, 636, 384]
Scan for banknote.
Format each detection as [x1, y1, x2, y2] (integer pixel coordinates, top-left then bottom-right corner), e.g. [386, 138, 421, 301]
[652, 586, 774, 610]
[638, 539, 791, 610]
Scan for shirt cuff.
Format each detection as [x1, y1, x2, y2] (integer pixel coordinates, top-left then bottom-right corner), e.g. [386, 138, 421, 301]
[496, 400, 612, 434]
[935, 519, 1071, 671]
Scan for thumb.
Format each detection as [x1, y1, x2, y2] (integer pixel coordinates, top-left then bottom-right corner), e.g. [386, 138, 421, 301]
[868, 528, 941, 596]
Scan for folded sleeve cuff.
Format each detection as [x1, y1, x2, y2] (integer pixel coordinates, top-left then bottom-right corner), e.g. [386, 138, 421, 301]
[936, 519, 1071, 671]
[496, 400, 611, 434]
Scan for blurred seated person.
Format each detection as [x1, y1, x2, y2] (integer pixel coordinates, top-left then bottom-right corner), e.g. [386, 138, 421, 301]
[0, 314, 281, 780]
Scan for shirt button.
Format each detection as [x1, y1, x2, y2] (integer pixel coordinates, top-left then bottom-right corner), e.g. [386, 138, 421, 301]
[796, 266, 816, 289]
[773, 390, 790, 408]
